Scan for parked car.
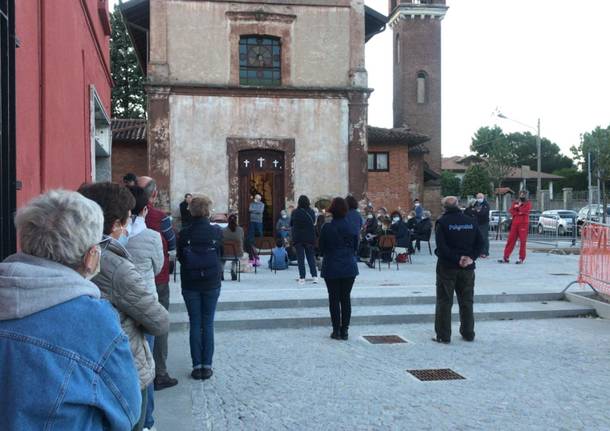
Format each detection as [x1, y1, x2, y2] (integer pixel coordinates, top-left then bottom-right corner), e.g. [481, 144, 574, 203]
[537, 210, 577, 235]
[489, 210, 510, 231]
[576, 205, 610, 232]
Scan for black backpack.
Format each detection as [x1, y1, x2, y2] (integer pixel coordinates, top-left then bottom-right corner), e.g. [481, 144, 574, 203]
[181, 226, 221, 283]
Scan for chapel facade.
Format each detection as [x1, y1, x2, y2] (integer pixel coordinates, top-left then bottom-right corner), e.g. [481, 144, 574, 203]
[119, 0, 447, 230]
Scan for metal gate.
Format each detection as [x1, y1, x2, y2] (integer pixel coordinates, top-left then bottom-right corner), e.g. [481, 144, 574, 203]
[0, 0, 16, 260]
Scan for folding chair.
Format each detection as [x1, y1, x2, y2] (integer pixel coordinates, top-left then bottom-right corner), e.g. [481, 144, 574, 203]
[222, 241, 241, 282]
[254, 236, 276, 274]
[377, 235, 398, 270]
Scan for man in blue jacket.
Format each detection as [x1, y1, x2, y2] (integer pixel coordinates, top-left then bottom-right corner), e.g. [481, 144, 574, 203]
[0, 190, 141, 430]
[433, 196, 484, 344]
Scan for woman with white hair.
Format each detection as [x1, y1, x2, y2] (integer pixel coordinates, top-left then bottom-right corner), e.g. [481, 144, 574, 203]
[78, 182, 170, 431]
[0, 190, 141, 430]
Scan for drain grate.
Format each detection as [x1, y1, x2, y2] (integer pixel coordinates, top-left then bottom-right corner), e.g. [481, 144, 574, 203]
[363, 335, 407, 344]
[549, 273, 572, 276]
[379, 283, 400, 286]
[407, 368, 465, 381]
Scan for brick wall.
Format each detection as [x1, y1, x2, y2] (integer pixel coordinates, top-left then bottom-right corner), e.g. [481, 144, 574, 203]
[111, 141, 148, 183]
[393, 17, 442, 175]
[367, 144, 412, 212]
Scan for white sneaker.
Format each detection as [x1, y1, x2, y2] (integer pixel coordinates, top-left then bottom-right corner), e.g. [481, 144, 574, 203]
[298, 278, 305, 285]
[143, 427, 157, 431]
[313, 276, 319, 284]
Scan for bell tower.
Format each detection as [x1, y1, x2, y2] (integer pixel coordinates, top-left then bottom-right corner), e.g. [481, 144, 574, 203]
[390, 0, 448, 176]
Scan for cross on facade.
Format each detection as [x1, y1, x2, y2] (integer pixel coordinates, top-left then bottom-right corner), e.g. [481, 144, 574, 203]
[243, 159, 250, 167]
[272, 160, 279, 168]
[257, 157, 265, 167]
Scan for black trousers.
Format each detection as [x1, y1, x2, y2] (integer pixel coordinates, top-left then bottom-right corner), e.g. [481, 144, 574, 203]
[324, 277, 355, 331]
[295, 243, 317, 279]
[435, 262, 475, 341]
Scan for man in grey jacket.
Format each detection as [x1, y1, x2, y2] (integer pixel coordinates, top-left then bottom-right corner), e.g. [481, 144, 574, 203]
[248, 194, 265, 241]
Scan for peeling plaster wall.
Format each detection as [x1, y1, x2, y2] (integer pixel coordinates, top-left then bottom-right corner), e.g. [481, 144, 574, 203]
[165, 1, 351, 87]
[169, 95, 349, 213]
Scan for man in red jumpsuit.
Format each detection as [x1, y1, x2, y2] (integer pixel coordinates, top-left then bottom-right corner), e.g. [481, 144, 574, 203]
[499, 190, 531, 264]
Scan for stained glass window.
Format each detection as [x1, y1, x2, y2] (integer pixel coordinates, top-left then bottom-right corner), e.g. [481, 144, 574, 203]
[239, 36, 281, 86]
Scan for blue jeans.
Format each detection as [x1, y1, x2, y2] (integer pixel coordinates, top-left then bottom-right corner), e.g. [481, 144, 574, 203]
[182, 288, 221, 369]
[248, 222, 263, 241]
[144, 335, 155, 428]
[295, 243, 317, 279]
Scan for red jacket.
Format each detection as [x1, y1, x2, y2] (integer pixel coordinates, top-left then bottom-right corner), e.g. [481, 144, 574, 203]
[145, 205, 176, 284]
[509, 200, 531, 226]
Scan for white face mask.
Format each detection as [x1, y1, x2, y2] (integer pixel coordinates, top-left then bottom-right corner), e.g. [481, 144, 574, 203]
[392, 217, 400, 223]
[367, 214, 374, 219]
[477, 198, 484, 203]
[415, 203, 420, 207]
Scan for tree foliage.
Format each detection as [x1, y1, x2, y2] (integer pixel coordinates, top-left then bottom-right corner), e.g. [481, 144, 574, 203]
[571, 125, 610, 222]
[110, 7, 145, 119]
[441, 171, 461, 197]
[551, 167, 588, 191]
[462, 164, 491, 197]
[470, 126, 516, 189]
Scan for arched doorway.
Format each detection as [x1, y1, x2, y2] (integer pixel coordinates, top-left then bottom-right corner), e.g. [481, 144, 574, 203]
[238, 149, 285, 236]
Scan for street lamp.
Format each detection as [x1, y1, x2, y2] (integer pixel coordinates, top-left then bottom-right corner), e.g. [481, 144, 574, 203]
[495, 111, 542, 209]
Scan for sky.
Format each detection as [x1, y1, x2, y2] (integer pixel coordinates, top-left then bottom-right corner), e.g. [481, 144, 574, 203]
[111, 0, 610, 158]
[366, 0, 610, 158]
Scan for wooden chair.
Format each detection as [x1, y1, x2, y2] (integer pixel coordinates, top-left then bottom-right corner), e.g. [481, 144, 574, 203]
[222, 241, 241, 282]
[377, 235, 398, 270]
[254, 236, 276, 273]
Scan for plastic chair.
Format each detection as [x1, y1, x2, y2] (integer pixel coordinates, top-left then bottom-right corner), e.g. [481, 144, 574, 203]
[377, 235, 398, 270]
[222, 241, 241, 282]
[254, 237, 276, 274]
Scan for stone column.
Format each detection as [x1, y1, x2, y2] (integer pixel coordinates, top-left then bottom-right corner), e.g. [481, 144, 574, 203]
[147, 86, 171, 211]
[347, 90, 370, 200]
[563, 187, 573, 210]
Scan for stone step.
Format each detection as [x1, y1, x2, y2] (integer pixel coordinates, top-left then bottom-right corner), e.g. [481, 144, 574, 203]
[169, 292, 565, 313]
[170, 300, 595, 332]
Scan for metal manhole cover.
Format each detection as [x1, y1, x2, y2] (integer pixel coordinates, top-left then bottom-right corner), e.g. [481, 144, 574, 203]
[407, 368, 465, 381]
[363, 335, 407, 344]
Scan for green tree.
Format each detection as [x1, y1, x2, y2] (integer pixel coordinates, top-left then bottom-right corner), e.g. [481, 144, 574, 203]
[470, 126, 516, 190]
[462, 164, 491, 197]
[552, 167, 588, 191]
[110, 7, 145, 119]
[572, 125, 610, 222]
[441, 171, 461, 197]
[506, 131, 573, 172]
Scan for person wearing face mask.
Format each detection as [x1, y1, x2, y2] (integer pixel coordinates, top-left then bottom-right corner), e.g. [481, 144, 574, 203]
[473, 193, 490, 257]
[78, 182, 170, 431]
[248, 194, 265, 241]
[276, 210, 291, 242]
[390, 211, 411, 250]
[499, 190, 532, 264]
[125, 186, 165, 431]
[413, 198, 423, 221]
[0, 190, 141, 430]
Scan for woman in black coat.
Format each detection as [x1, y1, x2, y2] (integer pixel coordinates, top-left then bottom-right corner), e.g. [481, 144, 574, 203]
[290, 195, 318, 285]
[319, 197, 359, 340]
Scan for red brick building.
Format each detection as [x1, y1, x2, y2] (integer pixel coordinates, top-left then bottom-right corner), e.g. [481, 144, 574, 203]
[111, 119, 147, 183]
[0, 0, 113, 258]
[367, 125, 437, 213]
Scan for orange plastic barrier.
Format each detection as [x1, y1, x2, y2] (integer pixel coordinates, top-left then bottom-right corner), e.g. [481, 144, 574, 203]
[578, 223, 610, 295]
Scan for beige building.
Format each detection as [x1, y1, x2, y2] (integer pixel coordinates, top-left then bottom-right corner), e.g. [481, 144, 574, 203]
[121, 0, 386, 233]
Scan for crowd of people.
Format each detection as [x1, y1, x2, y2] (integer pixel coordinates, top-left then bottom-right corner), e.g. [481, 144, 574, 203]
[0, 167, 533, 429]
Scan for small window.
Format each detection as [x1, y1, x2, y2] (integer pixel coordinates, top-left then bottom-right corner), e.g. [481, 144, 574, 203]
[368, 152, 389, 172]
[417, 71, 427, 104]
[239, 36, 281, 86]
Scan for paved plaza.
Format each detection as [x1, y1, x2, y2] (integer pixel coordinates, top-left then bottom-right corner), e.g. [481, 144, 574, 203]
[153, 240, 608, 430]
